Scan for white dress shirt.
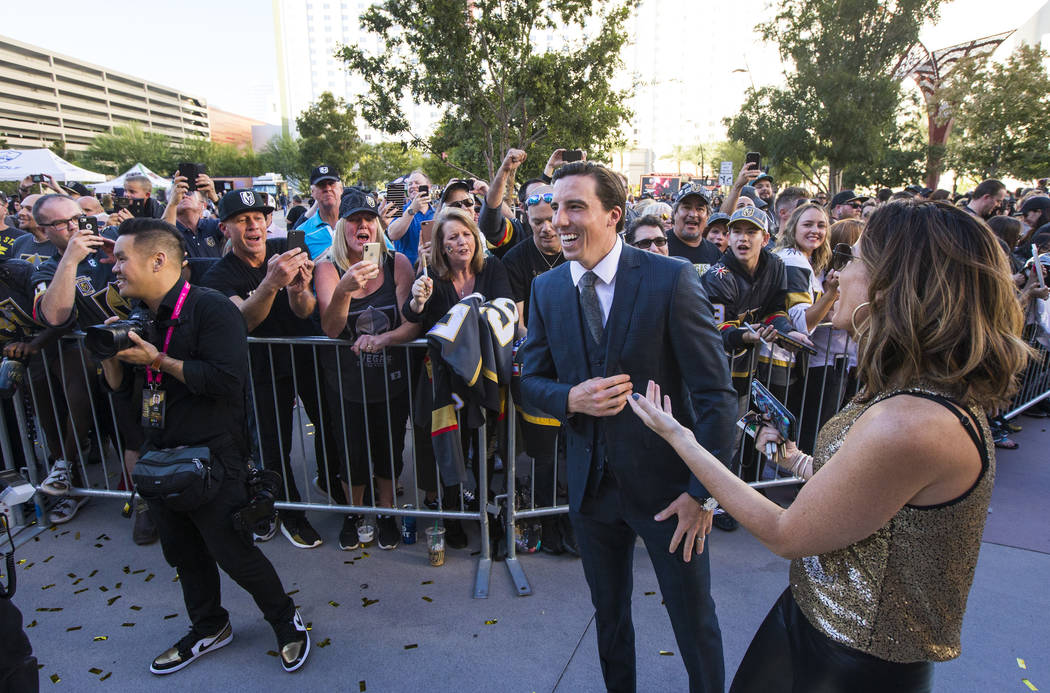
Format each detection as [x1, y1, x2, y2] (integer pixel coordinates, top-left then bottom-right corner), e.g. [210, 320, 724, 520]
[569, 237, 623, 326]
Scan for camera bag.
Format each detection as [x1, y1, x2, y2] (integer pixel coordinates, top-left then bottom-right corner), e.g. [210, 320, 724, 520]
[133, 446, 222, 511]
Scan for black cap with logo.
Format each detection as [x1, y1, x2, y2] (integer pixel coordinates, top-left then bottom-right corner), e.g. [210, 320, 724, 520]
[309, 165, 341, 186]
[218, 189, 275, 221]
[339, 187, 381, 219]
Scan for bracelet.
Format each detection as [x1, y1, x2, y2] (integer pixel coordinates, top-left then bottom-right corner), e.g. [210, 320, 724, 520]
[788, 452, 813, 479]
[149, 354, 165, 371]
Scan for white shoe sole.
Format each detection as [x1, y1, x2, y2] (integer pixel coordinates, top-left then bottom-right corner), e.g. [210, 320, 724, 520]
[150, 626, 233, 675]
[280, 522, 322, 549]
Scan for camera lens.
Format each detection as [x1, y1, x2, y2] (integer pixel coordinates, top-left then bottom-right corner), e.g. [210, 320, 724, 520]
[84, 323, 133, 359]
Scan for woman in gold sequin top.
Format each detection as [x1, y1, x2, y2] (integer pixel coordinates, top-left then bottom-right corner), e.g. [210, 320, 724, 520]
[630, 201, 1031, 692]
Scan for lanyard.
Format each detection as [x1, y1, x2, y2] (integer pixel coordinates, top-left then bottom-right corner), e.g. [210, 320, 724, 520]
[146, 282, 191, 388]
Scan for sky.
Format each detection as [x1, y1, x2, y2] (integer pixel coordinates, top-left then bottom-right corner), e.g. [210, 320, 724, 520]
[6, 0, 1046, 127]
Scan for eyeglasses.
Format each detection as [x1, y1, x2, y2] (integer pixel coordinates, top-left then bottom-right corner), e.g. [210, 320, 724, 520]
[831, 243, 854, 270]
[633, 236, 668, 249]
[41, 215, 80, 230]
[444, 199, 474, 210]
[848, 202, 863, 210]
[526, 193, 554, 207]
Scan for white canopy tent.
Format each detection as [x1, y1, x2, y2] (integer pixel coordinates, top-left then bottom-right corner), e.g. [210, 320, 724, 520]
[91, 163, 173, 193]
[0, 148, 106, 183]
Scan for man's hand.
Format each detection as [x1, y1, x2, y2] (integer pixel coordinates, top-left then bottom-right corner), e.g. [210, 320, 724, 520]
[782, 330, 814, 351]
[567, 374, 633, 417]
[409, 189, 431, 215]
[543, 148, 586, 177]
[654, 492, 712, 562]
[3, 342, 32, 359]
[196, 174, 218, 202]
[62, 228, 105, 265]
[378, 199, 399, 229]
[741, 323, 777, 345]
[262, 248, 310, 292]
[169, 175, 189, 205]
[114, 330, 160, 366]
[288, 259, 315, 293]
[108, 209, 133, 228]
[500, 148, 527, 174]
[735, 162, 760, 189]
[473, 179, 490, 197]
[822, 269, 840, 293]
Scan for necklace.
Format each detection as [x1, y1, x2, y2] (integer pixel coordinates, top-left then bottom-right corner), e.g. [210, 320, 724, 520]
[535, 242, 563, 271]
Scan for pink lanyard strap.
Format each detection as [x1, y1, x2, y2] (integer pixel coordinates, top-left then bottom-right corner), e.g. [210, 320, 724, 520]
[146, 282, 191, 387]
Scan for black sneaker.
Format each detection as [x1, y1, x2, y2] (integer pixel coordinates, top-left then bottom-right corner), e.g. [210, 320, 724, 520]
[376, 514, 400, 550]
[150, 621, 233, 675]
[280, 515, 322, 549]
[273, 609, 310, 673]
[713, 511, 739, 532]
[444, 519, 468, 549]
[339, 515, 359, 551]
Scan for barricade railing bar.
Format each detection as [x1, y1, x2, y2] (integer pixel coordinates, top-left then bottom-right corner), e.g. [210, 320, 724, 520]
[1, 322, 1048, 596]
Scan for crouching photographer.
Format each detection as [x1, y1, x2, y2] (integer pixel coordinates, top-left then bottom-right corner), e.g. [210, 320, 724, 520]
[96, 218, 309, 676]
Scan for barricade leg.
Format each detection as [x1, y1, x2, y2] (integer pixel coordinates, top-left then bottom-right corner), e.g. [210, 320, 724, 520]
[501, 396, 532, 596]
[474, 419, 491, 599]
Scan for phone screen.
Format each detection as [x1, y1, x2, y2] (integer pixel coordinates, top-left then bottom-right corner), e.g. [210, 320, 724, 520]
[363, 242, 381, 266]
[287, 229, 309, 258]
[563, 149, 583, 162]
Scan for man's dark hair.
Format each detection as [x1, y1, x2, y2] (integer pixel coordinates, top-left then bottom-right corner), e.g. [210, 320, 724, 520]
[292, 195, 302, 204]
[774, 186, 809, 214]
[518, 177, 546, 203]
[117, 217, 186, 264]
[889, 191, 915, 201]
[876, 188, 892, 202]
[929, 189, 950, 201]
[624, 214, 666, 245]
[551, 161, 627, 232]
[32, 193, 76, 224]
[973, 179, 1006, 200]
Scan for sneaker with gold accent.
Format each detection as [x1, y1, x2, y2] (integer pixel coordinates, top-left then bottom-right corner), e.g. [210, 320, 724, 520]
[150, 621, 233, 675]
[273, 609, 310, 673]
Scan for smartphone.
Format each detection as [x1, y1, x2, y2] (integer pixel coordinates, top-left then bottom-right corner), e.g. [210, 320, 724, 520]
[287, 229, 309, 259]
[420, 219, 433, 245]
[178, 162, 204, 191]
[563, 149, 583, 162]
[1033, 245, 1046, 288]
[363, 242, 381, 266]
[774, 330, 818, 356]
[750, 380, 797, 441]
[418, 184, 430, 197]
[31, 174, 43, 183]
[129, 198, 146, 218]
[77, 215, 98, 234]
[112, 196, 130, 212]
[745, 152, 761, 170]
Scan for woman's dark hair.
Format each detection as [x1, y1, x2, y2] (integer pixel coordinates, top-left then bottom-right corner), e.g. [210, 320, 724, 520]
[552, 161, 627, 232]
[855, 200, 1029, 407]
[986, 215, 1023, 251]
[625, 214, 666, 245]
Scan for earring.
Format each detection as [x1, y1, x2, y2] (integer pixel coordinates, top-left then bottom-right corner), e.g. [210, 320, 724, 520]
[850, 301, 870, 334]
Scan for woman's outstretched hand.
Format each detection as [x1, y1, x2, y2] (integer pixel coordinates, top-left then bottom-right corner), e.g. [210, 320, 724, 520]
[627, 380, 687, 439]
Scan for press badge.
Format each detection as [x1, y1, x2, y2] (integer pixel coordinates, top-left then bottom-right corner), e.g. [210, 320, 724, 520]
[141, 388, 167, 429]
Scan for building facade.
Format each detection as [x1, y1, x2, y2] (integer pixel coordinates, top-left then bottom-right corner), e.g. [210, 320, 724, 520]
[0, 34, 210, 152]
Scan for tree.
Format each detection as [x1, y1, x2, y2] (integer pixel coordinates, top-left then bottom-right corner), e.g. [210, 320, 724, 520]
[338, 0, 635, 181]
[295, 92, 361, 177]
[842, 93, 927, 190]
[940, 44, 1050, 182]
[173, 138, 263, 177]
[259, 133, 306, 186]
[80, 124, 174, 175]
[726, 0, 941, 193]
[353, 141, 426, 189]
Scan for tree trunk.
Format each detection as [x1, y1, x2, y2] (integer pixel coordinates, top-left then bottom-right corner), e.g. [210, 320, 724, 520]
[925, 115, 952, 190]
[827, 165, 843, 196]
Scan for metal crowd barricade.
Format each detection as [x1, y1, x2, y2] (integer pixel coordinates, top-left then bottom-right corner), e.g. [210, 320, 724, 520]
[1004, 325, 1050, 418]
[2, 335, 497, 598]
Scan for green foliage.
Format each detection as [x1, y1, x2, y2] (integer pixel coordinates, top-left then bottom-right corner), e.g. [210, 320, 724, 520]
[259, 133, 306, 186]
[295, 92, 361, 177]
[842, 93, 927, 190]
[353, 141, 426, 188]
[173, 138, 263, 178]
[80, 124, 174, 176]
[941, 44, 1050, 182]
[725, 0, 940, 193]
[338, 0, 634, 180]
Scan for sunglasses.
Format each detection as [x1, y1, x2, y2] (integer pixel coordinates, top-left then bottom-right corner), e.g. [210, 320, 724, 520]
[848, 202, 863, 209]
[444, 199, 474, 210]
[633, 236, 668, 249]
[831, 243, 854, 270]
[526, 192, 554, 207]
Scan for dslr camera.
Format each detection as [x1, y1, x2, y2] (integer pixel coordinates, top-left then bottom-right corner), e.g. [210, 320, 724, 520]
[84, 307, 155, 359]
[232, 467, 282, 534]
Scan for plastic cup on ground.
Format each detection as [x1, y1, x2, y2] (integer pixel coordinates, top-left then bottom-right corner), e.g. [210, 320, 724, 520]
[426, 526, 446, 566]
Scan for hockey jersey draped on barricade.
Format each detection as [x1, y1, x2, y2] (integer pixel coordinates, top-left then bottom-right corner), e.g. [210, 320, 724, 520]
[413, 293, 518, 485]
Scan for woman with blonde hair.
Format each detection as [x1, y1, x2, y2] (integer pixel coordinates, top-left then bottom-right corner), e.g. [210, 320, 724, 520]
[630, 200, 1030, 691]
[314, 190, 420, 552]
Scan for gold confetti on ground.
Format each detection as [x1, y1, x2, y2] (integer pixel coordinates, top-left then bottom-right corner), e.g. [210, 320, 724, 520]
[72, 578, 82, 585]
[145, 573, 155, 582]
[359, 681, 366, 692]
[362, 552, 370, 557]
[266, 650, 279, 657]
[67, 573, 76, 579]
[329, 601, 340, 607]
[43, 555, 54, 562]
[131, 569, 145, 575]
[422, 597, 433, 602]
[287, 589, 299, 596]
[49, 673, 60, 684]
[163, 613, 178, 620]
[404, 644, 418, 650]
[362, 598, 379, 607]
[74, 588, 88, 595]
[93, 636, 107, 641]
[121, 622, 134, 627]
[317, 638, 332, 648]
[26, 620, 37, 627]
[42, 584, 55, 590]
[130, 606, 142, 611]
[659, 650, 674, 656]
[88, 668, 102, 675]
[484, 619, 498, 625]
[99, 673, 111, 681]
[99, 586, 108, 592]
[106, 596, 121, 606]
[644, 591, 655, 596]
[88, 569, 97, 577]
[1022, 680, 1038, 692]
[421, 580, 433, 585]
[16, 559, 25, 565]
[66, 626, 81, 632]
[1018, 659, 1027, 669]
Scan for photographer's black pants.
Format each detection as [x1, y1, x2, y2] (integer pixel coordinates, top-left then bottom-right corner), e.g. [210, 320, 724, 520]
[251, 345, 345, 507]
[0, 598, 37, 693]
[147, 463, 294, 636]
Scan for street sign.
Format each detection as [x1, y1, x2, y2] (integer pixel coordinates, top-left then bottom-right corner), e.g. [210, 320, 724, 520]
[719, 161, 733, 187]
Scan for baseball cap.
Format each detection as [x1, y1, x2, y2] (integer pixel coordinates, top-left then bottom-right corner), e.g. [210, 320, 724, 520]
[218, 189, 274, 221]
[673, 182, 710, 208]
[309, 165, 341, 186]
[1019, 196, 1050, 215]
[339, 187, 381, 219]
[440, 179, 475, 203]
[829, 190, 868, 207]
[754, 173, 774, 186]
[727, 206, 769, 232]
[705, 212, 731, 228]
[739, 185, 768, 209]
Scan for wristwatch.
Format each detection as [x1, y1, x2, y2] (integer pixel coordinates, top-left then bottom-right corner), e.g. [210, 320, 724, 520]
[700, 497, 719, 512]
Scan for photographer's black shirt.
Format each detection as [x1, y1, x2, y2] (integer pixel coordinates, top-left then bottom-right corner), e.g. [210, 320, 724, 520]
[109, 280, 250, 459]
[501, 238, 565, 327]
[200, 238, 318, 377]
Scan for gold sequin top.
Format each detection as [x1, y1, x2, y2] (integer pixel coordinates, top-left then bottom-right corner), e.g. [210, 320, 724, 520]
[789, 386, 994, 663]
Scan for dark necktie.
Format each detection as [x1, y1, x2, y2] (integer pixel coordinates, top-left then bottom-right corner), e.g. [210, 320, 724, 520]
[579, 271, 604, 345]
